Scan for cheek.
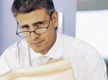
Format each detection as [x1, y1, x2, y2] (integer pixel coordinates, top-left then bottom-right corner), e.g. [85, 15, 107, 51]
[45, 35, 53, 44]
[44, 30, 55, 45]
[25, 38, 31, 46]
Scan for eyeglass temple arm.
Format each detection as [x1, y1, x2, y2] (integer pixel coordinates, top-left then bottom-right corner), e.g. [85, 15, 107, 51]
[16, 23, 19, 35]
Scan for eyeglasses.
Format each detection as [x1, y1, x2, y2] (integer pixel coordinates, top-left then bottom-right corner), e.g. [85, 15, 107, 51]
[16, 12, 54, 38]
[16, 19, 50, 38]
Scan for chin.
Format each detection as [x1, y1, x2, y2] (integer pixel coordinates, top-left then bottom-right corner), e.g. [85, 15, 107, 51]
[33, 48, 43, 53]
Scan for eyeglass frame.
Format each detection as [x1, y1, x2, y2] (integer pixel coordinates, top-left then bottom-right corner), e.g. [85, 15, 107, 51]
[16, 11, 54, 38]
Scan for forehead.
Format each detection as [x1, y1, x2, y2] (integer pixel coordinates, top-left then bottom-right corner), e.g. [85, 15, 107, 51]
[16, 8, 49, 25]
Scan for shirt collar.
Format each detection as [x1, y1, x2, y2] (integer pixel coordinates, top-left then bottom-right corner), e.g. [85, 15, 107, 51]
[45, 33, 63, 59]
[30, 33, 63, 60]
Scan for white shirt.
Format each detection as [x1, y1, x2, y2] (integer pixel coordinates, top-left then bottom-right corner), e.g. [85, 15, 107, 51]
[0, 33, 107, 80]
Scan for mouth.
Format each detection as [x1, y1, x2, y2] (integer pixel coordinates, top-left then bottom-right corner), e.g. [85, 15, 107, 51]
[31, 40, 44, 46]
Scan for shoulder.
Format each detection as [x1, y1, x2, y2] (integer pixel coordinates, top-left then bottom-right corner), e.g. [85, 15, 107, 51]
[0, 40, 28, 74]
[1, 40, 28, 58]
[60, 34, 107, 80]
[60, 34, 102, 63]
[60, 34, 99, 55]
[9, 40, 27, 49]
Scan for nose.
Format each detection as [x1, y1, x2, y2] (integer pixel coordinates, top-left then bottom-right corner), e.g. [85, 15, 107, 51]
[30, 31, 40, 40]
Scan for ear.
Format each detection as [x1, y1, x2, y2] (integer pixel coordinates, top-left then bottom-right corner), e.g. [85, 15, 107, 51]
[51, 11, 58, 28]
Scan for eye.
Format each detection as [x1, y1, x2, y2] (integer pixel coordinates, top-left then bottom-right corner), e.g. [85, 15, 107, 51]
[21, 25, 29, 29]
[37, 22, 43, 26]
[33, 22, 45, 28]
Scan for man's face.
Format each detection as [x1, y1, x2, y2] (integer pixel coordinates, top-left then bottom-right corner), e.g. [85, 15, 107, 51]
[16, 8, 58, 55]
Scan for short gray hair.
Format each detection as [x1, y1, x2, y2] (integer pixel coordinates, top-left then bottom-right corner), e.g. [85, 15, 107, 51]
[11, 0, 55, 17]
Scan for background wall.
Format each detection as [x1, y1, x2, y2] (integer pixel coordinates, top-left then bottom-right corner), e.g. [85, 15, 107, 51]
[0, 0, 21, 55]
[0, 0, 76, 55]
[77, 0, 108, 11]
[76, 0, 108, 57]
[54, 0, 76, 37]
[76, 0, 108, 76]
[0, 0, 3, 54]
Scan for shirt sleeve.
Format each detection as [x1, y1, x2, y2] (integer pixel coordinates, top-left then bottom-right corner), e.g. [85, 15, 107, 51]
[83, 49, 107, 80]
[0, 45, 18, 76]
[62, 37, 108, 80]
[0, 50, 11, 75]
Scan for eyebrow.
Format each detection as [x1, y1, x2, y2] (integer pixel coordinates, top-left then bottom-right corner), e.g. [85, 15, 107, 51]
[19, 20, 47, 28]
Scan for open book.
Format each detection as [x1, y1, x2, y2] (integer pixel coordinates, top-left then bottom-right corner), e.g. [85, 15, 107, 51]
[0, 58, 75, 80]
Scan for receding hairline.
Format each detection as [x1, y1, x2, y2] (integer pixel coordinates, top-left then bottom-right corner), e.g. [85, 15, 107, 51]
[16, 7, 51, 17]
[13, 5, 53, 17]
[11, 0, 55, 17]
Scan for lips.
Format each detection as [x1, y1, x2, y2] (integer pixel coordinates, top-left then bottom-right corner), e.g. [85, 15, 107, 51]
[31, 40, 44, 46]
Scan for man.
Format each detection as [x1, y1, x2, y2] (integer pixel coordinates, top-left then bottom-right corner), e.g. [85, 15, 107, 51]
[0, 0, 107, 80]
